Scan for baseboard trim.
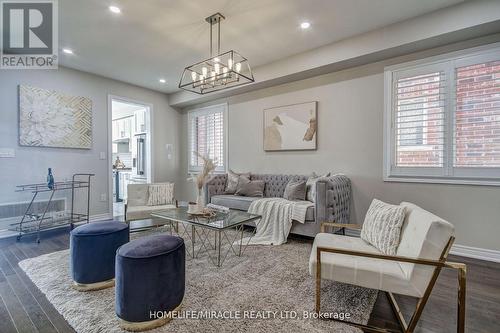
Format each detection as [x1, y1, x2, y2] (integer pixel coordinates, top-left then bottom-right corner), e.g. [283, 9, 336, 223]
[450, 244, 500, 263]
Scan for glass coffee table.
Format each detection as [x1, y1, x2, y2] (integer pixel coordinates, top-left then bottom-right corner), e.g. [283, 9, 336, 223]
[151, 207, 261, 267]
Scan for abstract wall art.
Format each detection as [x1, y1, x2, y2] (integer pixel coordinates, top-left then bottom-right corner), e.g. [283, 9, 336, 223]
[19, 85, 92, 149]
[263, 101, 317, 151]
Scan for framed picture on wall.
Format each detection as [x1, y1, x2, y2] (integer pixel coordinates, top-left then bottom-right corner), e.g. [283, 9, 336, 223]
[18, 85, 93, 149]
[263, 101, 317, 151]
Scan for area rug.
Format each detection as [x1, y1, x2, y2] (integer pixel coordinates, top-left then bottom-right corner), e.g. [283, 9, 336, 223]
[19, 228, 378, 333]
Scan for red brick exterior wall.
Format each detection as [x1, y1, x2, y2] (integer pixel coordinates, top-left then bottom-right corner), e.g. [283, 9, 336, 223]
[396, 60, 500, 168]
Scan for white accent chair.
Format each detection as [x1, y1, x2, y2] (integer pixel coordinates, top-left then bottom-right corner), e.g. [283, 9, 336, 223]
[309, 202, 466, 333]
[125, 184, 177, 229]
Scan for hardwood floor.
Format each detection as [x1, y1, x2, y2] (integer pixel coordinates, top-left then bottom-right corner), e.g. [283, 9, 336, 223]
[0, 229, 499, 333]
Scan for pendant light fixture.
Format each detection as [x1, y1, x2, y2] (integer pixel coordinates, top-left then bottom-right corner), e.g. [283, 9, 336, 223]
[178, 13, 255, 94]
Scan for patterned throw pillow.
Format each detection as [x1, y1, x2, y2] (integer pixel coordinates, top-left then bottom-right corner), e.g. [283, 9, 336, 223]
[306, 172, 331, 202]
[225, 170, 251, 194]
[283, 180, 307, 201]
[360, 199, 406, 255]
[147, 183, 174, 206]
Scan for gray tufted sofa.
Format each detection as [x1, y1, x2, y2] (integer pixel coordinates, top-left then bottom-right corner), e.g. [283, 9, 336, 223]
[203, 173, 351, 237]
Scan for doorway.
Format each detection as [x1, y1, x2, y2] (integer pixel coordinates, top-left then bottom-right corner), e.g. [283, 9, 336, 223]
[108, 96, 153, 219]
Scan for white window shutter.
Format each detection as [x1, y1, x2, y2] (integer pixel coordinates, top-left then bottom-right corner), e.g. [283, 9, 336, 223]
[394, 71, 446, 168]
[188, 104, 227, 173]
[454, 60, 500, 168]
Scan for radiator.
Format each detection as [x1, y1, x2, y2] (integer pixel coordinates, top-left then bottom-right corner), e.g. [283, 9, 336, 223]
[0, 198, 66, 220]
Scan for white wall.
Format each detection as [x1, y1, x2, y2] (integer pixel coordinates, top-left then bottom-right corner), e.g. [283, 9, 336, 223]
[0, 66, 181, 217]
[177, 48, 500, 252]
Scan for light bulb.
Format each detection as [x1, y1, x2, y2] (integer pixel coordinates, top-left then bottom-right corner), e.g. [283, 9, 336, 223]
[214, 63, 220, 74]
[191, 71, 197, 81]
[214, 57, 220, 63]
[222, 67, 228, 77]
[199, 75, 204, 82]
[235, 62, 241, 73]
[228, 58, 233, 70]
[211, 71, 216, 81]
[202, 67, 208, 76]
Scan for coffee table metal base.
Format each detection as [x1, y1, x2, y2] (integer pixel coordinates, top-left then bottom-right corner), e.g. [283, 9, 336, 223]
[168, 221, 255, 267]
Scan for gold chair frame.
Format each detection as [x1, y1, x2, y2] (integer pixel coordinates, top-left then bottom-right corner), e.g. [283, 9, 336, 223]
[316, 222, 466, 333]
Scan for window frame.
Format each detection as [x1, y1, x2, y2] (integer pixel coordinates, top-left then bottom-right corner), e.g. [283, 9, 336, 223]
[187, 103, 228, 174]
[384, 43, 500, 186]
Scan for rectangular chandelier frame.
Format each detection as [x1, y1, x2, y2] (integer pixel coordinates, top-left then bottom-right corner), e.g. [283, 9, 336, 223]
[179, 50, 254, 94]
[178, 13, 255, 95]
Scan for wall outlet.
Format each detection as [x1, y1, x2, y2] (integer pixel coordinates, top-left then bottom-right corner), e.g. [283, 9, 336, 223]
[99, 152, 106, 160]
[100, 193, 107, 202]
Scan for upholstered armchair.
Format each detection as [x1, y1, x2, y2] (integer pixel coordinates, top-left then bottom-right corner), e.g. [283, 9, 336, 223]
[125, 183, 177, 231]
[309, 202, 466, 333]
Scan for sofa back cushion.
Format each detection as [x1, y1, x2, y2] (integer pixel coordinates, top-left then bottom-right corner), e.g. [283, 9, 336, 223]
[397, 202, 454, 295]
[250, 174, 307, 198]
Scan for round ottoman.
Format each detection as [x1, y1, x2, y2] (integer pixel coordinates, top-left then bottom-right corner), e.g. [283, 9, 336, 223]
[115, 234, 185, 331]
[70, 221, 129, 291]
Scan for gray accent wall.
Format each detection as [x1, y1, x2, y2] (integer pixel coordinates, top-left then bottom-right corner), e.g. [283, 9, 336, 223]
[0, 67, 181, 218]
[177, 48, 500, 252]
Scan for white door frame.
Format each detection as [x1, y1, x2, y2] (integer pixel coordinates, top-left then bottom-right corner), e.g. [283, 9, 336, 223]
[107, 95, 154, 217]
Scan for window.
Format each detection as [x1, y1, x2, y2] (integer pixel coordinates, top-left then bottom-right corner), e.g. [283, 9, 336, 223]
[384, 45, 500, 185]
[188, 104, 227, 173]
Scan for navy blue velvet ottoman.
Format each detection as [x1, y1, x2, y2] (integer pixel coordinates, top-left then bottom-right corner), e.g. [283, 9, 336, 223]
[115, 234, 185, 331]
[70, 221, 129, 291]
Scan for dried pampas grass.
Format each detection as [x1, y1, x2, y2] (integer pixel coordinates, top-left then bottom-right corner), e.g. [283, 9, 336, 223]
[188, 152, 217, 191]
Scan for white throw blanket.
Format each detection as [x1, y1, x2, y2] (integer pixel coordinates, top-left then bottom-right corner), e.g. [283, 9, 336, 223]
[245, 198, 314, 245]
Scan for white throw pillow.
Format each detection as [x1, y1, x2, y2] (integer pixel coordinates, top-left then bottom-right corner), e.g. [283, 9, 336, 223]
[360, 199, 406, 255]
[147, 183, 174, 206]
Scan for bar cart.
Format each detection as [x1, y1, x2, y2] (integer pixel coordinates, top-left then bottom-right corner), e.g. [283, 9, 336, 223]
[11, 173, 94, 243]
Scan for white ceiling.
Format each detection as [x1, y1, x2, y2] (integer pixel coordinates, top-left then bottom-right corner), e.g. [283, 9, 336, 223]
[59, 0, 466, 94]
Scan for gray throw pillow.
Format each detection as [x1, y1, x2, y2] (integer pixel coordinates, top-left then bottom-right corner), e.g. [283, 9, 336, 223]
[283, 180, 307, 201]
[235, 180, 265, 197]
[306, 172, 331, 202]
[360, 199, 407, 255]
[225, 170, 250, 194]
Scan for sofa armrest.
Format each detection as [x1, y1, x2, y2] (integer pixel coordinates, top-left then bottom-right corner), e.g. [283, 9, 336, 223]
[203, 174, 227, 205]
[316, 240, 455, 268]
[315, 175, 351, 224]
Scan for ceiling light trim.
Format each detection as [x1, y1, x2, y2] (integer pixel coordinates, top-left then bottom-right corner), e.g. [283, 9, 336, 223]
[300, 21, 311, 29]
[109, 6, 121, 14]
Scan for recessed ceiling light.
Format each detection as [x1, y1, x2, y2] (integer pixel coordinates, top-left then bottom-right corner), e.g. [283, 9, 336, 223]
[159, 79, 166, 84]
[62, 48, 73, 54]
[109, 5, 121, 14]
[300, 21, 311, 29]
